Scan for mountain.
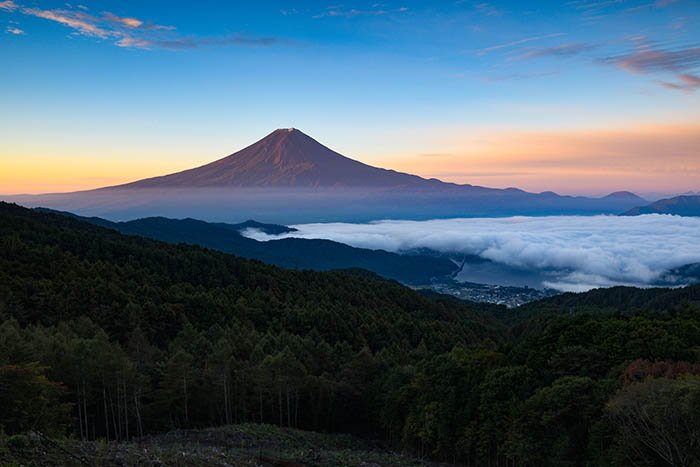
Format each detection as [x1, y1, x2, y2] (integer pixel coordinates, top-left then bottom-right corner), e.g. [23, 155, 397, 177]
[3, 128, 648, 222]
[114, 128, 435, 189]
[622, 195, 700, 216]
[601, 191, 646, 202]
[38, 208, 459, 284]
[216, 219, 297, 235]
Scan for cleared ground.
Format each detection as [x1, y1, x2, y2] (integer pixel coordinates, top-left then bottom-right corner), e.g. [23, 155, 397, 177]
[1, 423, 447, 466]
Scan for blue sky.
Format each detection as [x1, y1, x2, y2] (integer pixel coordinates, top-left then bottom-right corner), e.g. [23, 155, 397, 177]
[1, 0, 699, 195]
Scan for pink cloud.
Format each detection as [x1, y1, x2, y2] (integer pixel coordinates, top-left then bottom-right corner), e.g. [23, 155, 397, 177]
[103, 13, 144, 29]
[115, 36, 150, 48]
[0, 0, 18, 11]
[660, 73, 700, 92]
[22, 7, 112, 38]
[604, 45, 700, 74]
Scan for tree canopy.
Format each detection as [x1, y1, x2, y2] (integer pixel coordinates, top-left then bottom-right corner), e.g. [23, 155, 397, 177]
[2, 201, 700, 466]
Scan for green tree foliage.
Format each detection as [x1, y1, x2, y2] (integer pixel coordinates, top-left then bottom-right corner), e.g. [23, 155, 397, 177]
[507, 376, 601, 465]
[0, 363, 71, 436]
[1, 202, 700, 466]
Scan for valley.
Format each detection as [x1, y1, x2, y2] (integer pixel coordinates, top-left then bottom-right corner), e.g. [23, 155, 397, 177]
[422, 279, 559, 308]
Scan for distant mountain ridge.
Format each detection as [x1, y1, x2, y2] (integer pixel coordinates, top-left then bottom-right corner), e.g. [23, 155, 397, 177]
[603, 191, 647, 201]
[622, 195, 700, 216]
[4, 128, 649, 221]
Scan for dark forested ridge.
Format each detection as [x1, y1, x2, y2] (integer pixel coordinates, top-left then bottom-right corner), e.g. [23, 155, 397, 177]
[0, 202, 493, 346]
[510, 284, 700, 321]
[38, 208, 458, 285]
[2, 201, 700, 466]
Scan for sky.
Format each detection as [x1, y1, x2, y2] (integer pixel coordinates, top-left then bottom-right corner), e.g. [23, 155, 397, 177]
[1, 0, 699, 196]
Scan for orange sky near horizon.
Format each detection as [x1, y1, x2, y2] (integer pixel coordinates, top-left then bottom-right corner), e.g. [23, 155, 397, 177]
[1, 123, 698, 197]
[373, 123, 700, 196]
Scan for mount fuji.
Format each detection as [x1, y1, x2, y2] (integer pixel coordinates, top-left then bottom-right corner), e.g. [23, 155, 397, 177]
[3, 128, 647, 222]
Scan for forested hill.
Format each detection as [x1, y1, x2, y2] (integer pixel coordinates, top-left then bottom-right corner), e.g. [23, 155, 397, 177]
[512, 284, 700, 320]
[0, 200, 500, 445]
[2, 201, 700, 466]
[0, 201, 495, 346]
[37, 208, 459, 285]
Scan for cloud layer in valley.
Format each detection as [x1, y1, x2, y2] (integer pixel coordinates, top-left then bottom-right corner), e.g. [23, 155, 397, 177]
[244, 215, 700, 292]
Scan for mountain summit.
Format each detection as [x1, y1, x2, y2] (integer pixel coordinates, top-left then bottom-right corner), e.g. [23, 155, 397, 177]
[118, 128, 431, 189]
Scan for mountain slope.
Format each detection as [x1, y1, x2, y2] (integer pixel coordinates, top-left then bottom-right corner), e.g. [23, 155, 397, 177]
[38, 208, 459, 284]
[114, 128, 437, 189]
[622, 195, 700, 216]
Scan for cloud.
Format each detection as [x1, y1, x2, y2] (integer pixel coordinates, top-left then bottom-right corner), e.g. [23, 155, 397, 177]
[102, 13, 143, 29]
[244, 215, 700, 291]
[602, 44, 700, 91]
[4, 2, 290, 50]
[659, 73, 700, 92]
[18, 5, 170, 42]
[568, 0, 626, 17]
[477, 32, 566, 55]
[115, 36, 150, 48]
[22, 7, 112, 38]
[313, 4, 408, 18]
[571, 0, 678, 20]
[603, 44, 700, 74]
[0, 0, 17, 11]
[118, 34, 293, 50]
[5, 25, 23, 34]
[510, 42, 598, 60]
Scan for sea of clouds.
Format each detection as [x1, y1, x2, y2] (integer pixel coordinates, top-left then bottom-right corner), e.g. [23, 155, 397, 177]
[243, 215, 700, 291]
